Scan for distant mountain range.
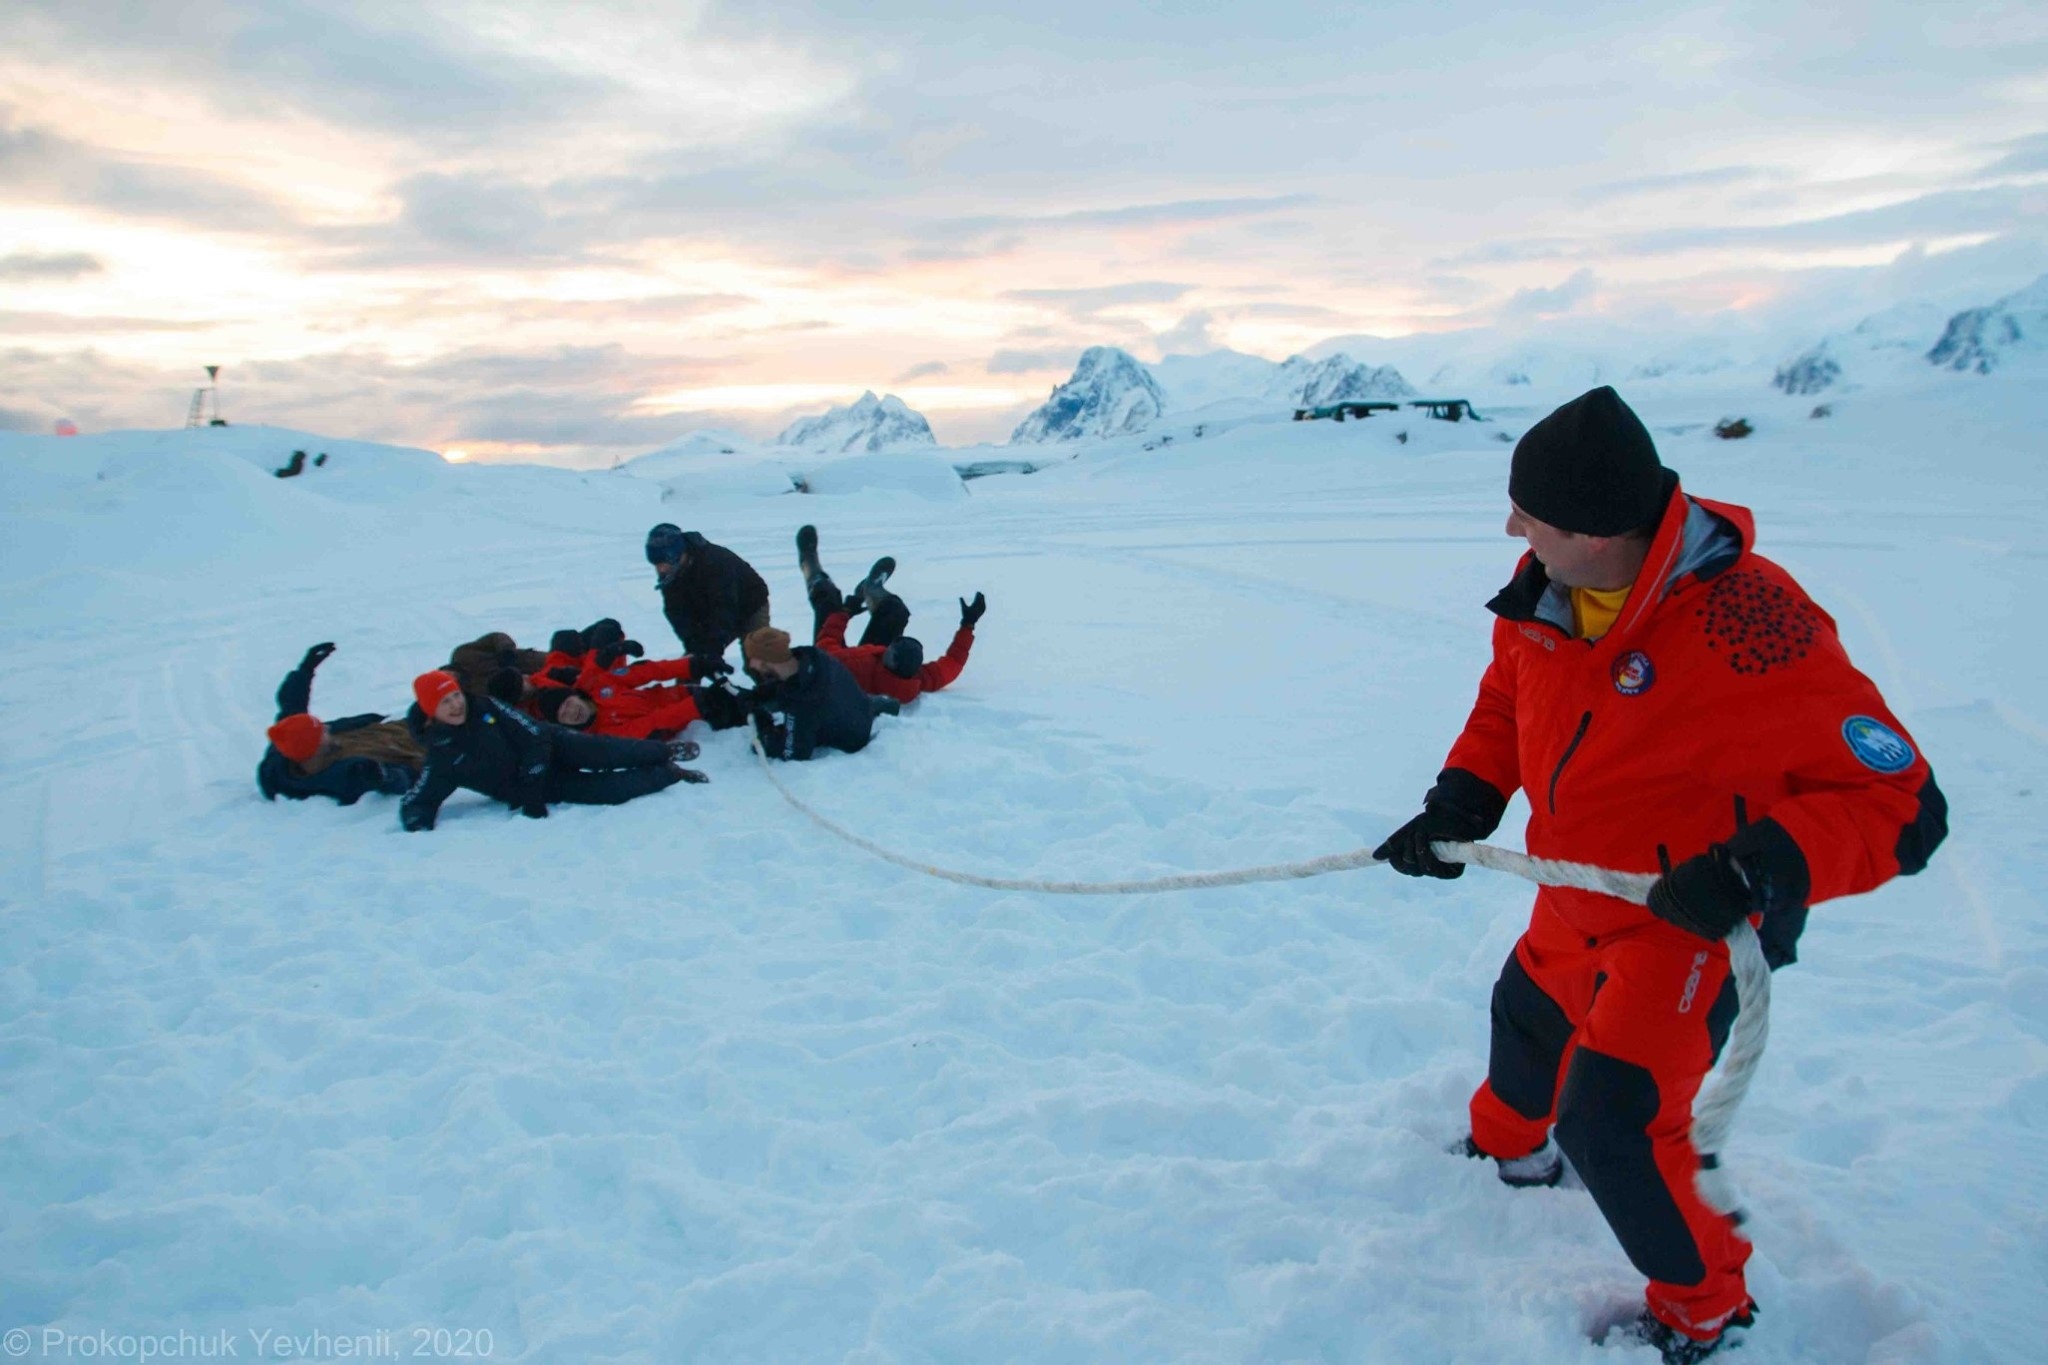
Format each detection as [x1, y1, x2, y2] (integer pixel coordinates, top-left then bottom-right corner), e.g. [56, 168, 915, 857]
[1775, 273, 2048, 395]
[776, 391, 936, 453]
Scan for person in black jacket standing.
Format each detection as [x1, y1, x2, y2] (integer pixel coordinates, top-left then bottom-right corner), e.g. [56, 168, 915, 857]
[258, 642, 423, 804]
[646, 524, 771, 661]
[400, 670, 707, 832]
[741, 627, 889, 761]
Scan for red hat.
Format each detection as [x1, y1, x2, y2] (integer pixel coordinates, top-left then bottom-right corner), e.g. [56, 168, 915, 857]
[413, 669, 462, 714]
[267, 713, 326, 763]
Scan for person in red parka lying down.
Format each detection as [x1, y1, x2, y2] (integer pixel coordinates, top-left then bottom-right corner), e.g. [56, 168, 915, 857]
[520, 618, 743, 740]
[794, 523, 985, 705]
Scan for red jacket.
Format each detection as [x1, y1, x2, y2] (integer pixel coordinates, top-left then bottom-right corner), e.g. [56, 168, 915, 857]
[1443, 479, 1945, 945]
[576, 656, 702, 739]
[816, 611, 974, 703]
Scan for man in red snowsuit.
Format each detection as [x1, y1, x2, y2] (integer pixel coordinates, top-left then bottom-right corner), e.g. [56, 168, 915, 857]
[1374, 386, 1947, 1362]
[795, 523, 985, 704]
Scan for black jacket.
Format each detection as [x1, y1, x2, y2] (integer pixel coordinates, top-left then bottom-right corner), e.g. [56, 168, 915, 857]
[753, 646, 874, 761]
[401, 699, 555, 831]
[257, 653, 418, 805]
[659, 532, 770, 657]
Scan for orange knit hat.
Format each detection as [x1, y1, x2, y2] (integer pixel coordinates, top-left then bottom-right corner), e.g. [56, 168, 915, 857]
[413, 669, 462, 714]
[267, 713, 326, 763]
[744, 626, 793, 667]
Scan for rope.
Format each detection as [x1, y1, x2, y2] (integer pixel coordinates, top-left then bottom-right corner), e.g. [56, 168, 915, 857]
[746, 729, 1769, 1208]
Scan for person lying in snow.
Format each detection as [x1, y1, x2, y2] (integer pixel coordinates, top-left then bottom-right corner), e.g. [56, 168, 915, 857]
[644, 523, 771, 662]
[741, 626, 893, 762]
[526, 620, 745, 739]
[445, 631, 549, 704]
[258, 643, 425, 805]
[796, 524, 984, 704]
[399, 669, 706, 832]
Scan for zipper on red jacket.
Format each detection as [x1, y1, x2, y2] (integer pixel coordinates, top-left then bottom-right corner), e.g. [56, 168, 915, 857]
[1548, 711, 1592, 815]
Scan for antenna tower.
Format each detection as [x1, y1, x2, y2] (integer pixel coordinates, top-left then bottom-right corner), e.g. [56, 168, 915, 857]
[185, 365, 227, 427]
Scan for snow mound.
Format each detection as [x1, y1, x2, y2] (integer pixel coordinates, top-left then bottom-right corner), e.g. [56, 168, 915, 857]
[794, 448, 965, 500]
[1927, 273, 2048, 375]
[777, 391, 936, 453]
[1010, 347, 1164, 443]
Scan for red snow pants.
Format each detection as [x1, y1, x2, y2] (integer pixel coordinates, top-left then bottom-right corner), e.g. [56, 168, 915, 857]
[1469, 890, 1753, 1340]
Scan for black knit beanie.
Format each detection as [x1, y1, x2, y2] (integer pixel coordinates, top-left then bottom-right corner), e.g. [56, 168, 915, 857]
[1509, 386, 1665, 535]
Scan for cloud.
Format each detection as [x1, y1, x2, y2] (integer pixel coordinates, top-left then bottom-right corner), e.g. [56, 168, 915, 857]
[1153, 310, 1215, 354]
[892, 360, 950, 383]
[1003, 281, 1192, 317]
[1577, 167, 1777, 204]
[0, 250, 102, 280]
[986, 348, 1077, 375]
[1977, 132, 2048, 178]
[1615, 183, 2048, 255]
[0, 311, 216, 335]
[0, 108, 295, 232]
[1501, 268, 1598, 317]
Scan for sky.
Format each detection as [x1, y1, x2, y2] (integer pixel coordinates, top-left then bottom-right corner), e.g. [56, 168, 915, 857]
[2, 0, 2045, 464]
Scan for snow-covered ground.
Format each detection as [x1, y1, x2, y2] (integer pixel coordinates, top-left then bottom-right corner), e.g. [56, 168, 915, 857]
[2, 374, 2044, 1363]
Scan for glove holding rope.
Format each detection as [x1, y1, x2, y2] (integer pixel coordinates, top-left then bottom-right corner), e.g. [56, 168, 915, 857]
[1647, 818, 1809, 945]
[1373, 768, 1508, 879]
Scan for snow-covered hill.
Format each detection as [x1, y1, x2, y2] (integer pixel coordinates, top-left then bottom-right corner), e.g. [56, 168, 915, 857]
[5, 372, 2047, 1362]
[777, 390, 936, 453]
[1009, 345, 1165, 443]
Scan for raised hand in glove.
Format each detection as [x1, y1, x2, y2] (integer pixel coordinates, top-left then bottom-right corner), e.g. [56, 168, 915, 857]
[959, 592, 987, 629]
[1648, 845, 1756, 942]
[302, 642, 337, 669]
[1372, 769, 1508, 879]
[688, 653, 734, 680]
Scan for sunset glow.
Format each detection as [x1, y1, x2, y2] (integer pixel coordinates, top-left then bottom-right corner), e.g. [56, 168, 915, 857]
[3, 1, 2043, 465]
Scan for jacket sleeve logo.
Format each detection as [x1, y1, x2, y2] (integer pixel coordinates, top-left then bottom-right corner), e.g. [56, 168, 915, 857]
[1842, 715, 1915, 773]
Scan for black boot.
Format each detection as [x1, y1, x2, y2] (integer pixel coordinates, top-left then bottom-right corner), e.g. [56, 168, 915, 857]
[797, 524, 825, 591]
[1601, 1305, 1756, 1363]
[1451, 1134, 1564, 1188]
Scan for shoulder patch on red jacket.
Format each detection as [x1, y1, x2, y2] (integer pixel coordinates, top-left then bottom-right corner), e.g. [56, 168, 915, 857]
[1695, 569, 1822, 675]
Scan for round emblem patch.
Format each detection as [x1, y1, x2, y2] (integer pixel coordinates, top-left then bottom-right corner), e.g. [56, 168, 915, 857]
[1842, 715, 1915, 773]
[1611, 650, 1656, 696]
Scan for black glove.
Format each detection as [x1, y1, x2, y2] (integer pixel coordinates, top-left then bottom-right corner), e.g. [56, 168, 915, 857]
[302, 642, 336, 670]
[547, 666, 581, 686]
[959, 592, 987, 629]
[520, 801, 549, 820]
[1648, 845, 1757, 941]
[667, 738, 701, 762]
[671, 766, 711, 784]
[583, 618, 625, 652]
[549, 629, 586, 657]
[595, 642, 627, 668]
[620, 639, 645, 659]
[1372, 769, 1508, 879]
[689, 653, 734, 680]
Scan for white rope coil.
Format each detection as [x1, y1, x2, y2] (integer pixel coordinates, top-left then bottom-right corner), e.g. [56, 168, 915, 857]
[747, 731, 1769, 1208]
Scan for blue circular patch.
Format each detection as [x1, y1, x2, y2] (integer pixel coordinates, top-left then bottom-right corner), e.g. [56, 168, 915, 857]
[1611, 650, 1655, 696]
[1842, 715, 1915, 773]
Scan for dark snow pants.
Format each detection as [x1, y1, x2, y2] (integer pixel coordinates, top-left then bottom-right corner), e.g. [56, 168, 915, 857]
[809, 578, 911, 647]
[542, 730, 679, 806]
[1469, 891, 1751, 1341]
